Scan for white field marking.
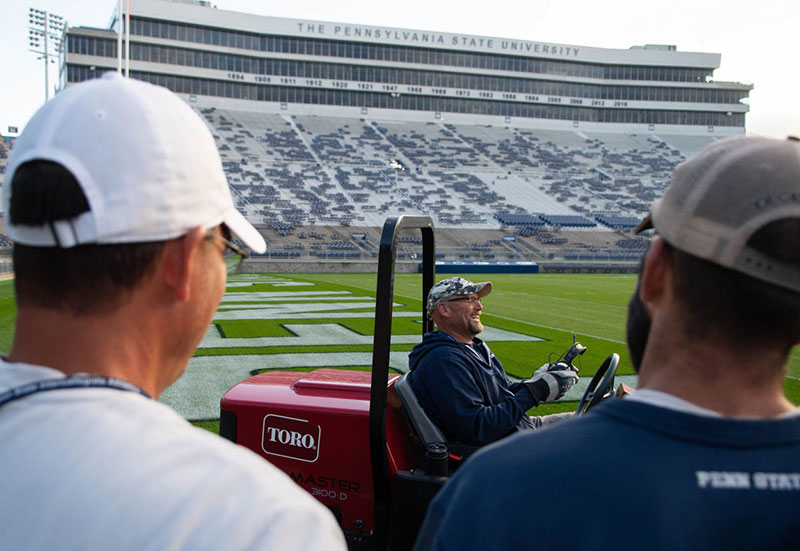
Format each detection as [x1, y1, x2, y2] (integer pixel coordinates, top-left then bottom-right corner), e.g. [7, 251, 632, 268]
[161, 355, 636, 420]
[487, 313, 627, 345]
[160, 351, 410, 420]
[220, 290, 353, 301]
[219, 297, 375, 305]
[167, 268, 545, 419]
[214, 302, 394, 320]
[164, 276, 796, 420]
[225, 281, 316, 288]
[215, 311, 422, 320]
[198, 323, 543, 349]
[230, 275, 294, 283]
[319, 279, 393, 296]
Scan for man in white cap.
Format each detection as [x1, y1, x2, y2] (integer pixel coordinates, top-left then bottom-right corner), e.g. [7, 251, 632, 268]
[415, 136, 800, 550]
[408, 276, 578, 446]
[0, 73, 346, 550]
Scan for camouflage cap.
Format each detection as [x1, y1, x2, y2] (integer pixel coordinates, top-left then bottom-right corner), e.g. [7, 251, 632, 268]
[427, 277, 493, 318]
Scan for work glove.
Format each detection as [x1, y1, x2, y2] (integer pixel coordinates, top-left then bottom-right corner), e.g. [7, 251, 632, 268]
[524, 362, 579, 404]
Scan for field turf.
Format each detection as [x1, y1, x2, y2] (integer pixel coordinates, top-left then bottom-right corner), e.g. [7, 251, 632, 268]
[0, 272, 797, 436]
[196, 271, 800, 430]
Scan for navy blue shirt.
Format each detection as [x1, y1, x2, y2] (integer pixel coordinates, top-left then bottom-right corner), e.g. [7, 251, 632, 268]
[408, 331, 536, 445]
[415, 399, 800, 550]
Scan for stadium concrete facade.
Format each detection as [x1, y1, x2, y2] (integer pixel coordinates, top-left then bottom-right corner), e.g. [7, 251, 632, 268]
[62, 0, 751, 136]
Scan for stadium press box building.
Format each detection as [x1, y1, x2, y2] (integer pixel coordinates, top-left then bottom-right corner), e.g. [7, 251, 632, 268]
[60, 0, 751, 136]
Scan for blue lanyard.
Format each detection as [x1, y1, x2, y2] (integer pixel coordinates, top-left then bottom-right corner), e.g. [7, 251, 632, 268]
[0, 375, 151, 408]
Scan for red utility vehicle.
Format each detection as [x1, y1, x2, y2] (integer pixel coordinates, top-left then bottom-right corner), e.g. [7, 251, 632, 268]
[220, 216, 618, 550]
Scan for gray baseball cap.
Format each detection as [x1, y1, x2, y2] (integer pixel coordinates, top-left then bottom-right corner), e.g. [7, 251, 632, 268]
[427, 277, 493, 318]
[635, 135, 800, 292]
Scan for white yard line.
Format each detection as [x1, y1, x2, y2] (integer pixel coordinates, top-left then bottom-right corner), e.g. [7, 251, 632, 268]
[486, 313, 627, 345]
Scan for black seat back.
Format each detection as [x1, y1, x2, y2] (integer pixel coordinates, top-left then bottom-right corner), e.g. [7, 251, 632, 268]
[394, 373, 447, 448]
[394, 373, 480, 464]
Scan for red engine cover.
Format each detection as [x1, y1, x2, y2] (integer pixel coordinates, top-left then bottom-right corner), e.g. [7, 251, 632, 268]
[220, 368, 418, 535]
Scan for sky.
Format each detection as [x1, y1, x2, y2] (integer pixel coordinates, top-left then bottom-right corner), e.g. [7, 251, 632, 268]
[1, 0, 798, 138]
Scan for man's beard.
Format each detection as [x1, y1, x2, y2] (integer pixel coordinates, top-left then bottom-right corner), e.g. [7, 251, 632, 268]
[468, 320, 483, 335]
[626, 285, 651, 374]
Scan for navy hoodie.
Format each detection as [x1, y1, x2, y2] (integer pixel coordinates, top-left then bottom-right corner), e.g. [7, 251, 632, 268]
[408, 331, 536, 445]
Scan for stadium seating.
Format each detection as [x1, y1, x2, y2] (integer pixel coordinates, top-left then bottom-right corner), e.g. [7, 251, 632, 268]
[193, 108, 709, 236]
[0, 116, 716, 264]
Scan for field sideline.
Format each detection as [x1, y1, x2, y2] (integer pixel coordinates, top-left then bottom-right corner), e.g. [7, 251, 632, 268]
[0, 272, 797, 434]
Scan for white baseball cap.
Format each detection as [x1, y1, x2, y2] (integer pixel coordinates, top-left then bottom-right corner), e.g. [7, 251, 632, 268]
[3, 72, 266, 253]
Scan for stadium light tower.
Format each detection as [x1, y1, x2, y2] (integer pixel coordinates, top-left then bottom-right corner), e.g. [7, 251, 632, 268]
[28, 7, 66, 102]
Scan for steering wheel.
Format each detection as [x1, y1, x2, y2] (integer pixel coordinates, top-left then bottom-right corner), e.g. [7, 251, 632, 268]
[575, 353, 619, 415]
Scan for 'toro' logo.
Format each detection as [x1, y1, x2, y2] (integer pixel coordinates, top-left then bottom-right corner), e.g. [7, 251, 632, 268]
[262, 414, 321, 463]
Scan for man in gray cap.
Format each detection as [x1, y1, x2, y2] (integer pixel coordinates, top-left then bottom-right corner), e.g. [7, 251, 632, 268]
[415, 136, 800, 551]
[407, 276, 578, 446]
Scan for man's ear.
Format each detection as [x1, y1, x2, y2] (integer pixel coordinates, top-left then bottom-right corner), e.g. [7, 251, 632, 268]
[640, 236, 671, 304]
[161, 226, 206, 302]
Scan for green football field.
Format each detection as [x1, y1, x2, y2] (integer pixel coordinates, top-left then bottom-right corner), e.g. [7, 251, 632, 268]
[290, 272, 800, 402]
[142, 270, 800, 427]
[0, 271, 798, 435]
[179, 271, 640, 432]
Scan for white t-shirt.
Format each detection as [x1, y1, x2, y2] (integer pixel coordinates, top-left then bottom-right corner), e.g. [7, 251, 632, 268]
[0, 360, 347, 550]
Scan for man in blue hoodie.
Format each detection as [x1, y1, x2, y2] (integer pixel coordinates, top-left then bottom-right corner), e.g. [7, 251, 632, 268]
[408, 276, 578, 445]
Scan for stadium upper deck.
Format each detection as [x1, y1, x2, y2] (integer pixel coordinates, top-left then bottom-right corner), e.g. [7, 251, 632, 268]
[61, 0, 751, 135]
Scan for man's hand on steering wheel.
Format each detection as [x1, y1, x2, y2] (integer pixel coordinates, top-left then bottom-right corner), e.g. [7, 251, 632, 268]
[524, 362, 579, 404]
